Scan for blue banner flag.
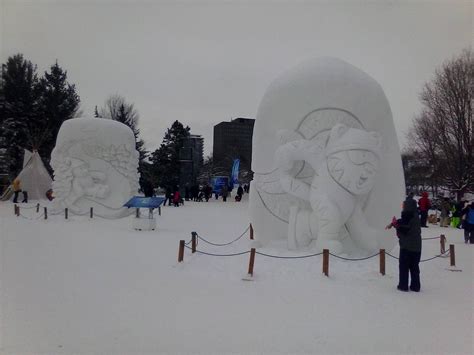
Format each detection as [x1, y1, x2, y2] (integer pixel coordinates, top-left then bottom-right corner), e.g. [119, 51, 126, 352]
[231, 159, 240, 187]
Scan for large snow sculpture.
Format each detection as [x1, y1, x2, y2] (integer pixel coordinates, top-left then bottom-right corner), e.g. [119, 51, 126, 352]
[249, 58, 405, 255]
[51, 118, 139, 218]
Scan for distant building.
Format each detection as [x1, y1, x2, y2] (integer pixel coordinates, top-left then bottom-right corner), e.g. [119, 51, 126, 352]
[179, 134, 204, 187]
[213, 118, 255, 178]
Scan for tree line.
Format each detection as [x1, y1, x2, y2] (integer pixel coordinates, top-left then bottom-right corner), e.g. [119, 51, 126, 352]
[404, 49, 473, 200]
[1, 50, 471, 198]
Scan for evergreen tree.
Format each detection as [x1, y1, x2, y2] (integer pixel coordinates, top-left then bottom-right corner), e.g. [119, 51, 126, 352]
[1, 54, 41, 177]
[150, 120, 190, 188]
[1, 55, 80, 177]
[0, 65, 8, 175]
[36, 61, 80, 165]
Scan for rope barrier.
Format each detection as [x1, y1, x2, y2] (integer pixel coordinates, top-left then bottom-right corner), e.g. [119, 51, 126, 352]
[386, 252, 399, 260]
[385, 249, 450, 261]
[328, 252, 380, 261]
[422, 236, 443, 240]
[186, 244, 453, 263]
[19, 212, 45, 220]
[196, 225, 250, 247]
[420, 250, 450, 262]
[184, 245, 250, 257]
[16, 204, 39, 210]
[255, 251, 323, 259]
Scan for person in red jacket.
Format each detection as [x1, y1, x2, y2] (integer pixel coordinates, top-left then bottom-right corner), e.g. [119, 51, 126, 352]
[418, 191, 431, 228]
[173, 189, 181, 207]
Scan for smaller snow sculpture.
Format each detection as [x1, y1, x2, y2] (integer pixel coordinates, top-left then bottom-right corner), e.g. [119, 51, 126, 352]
[51, 118, 139, 218]
[275, 124, 382, 253]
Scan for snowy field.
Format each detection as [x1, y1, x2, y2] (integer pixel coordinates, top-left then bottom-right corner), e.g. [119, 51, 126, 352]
[1, 195, 472, 355]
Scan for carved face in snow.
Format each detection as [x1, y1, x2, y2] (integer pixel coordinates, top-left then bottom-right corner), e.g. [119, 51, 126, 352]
[327, 149, 379, 195]
[72, 163, 89, 178]
[325, 124, 382, 195]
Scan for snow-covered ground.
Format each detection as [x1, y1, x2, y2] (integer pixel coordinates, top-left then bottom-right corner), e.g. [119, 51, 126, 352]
[1, 195, 472, 355]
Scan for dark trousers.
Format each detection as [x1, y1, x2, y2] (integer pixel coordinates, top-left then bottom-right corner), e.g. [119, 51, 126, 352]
[399, 249, 421, 291]
[420, 210, 428, 227]
[464, 225, 474, 243]
[13, 190, 20, 203]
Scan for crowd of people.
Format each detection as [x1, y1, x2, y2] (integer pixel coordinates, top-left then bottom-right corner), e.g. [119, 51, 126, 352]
[150, 182, 250, 208]
[412, 191, 474, 244]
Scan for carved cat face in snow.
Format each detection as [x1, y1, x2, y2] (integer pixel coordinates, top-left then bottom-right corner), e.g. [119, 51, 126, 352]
[325, 124, 382, 195]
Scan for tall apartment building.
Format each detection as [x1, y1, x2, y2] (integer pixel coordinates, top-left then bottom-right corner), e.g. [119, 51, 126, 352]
[213, 117, 255, 177]
[179, 134, 204, 187]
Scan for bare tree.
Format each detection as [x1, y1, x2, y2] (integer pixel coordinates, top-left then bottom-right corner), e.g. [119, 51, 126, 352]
[408, 49, 473, 200]
[197, 155, 214, 184]
[100, 95, 139, 128]
[100, 94, 147, 178]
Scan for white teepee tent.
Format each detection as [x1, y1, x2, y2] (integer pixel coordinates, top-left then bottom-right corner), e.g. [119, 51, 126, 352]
[15, 150, 52, 200]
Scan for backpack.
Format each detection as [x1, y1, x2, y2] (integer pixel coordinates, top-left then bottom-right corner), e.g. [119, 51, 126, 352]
[467, 208, 474, 224]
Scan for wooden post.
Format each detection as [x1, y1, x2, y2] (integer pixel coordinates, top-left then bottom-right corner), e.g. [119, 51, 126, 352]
[90, 207, 93, 218]
[44, 207, 48, 220]
[158, 206, 161, 216]
[379, 249, 386, 276]
[178, 240, 185, 262]
[191, 232, 197, 253]
[14, 204, 19, 216]
[65, 208, 68, 219]
[36, 203, 40, 213]
[250, 223, 254, 240]
[322, 249, 329, 277]
[136, 208, 140, 218]
[247, 248, 256, 276]
[449, 244, 455, 266]
[440, 234, 446, 254]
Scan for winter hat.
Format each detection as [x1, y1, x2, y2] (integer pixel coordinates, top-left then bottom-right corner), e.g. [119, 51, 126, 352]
[403, 197, 417, 213]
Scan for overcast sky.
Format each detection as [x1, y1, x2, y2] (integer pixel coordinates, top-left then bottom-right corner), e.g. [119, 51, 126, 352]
[1, 0, 472, 156]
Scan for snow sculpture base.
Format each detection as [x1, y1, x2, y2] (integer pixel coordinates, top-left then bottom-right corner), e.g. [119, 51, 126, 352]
[51, 118, 139, 219]
[133, 217, 156, 231]
[249, 57, 405, 256]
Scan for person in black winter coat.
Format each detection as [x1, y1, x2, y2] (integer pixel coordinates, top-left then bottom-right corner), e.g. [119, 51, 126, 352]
[386, 195, 422, 292]
[236, 185, 244, 201]
[140, 178, 154, 198]
[164, 187, 172, 206]
[221, 184, 229, 202]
